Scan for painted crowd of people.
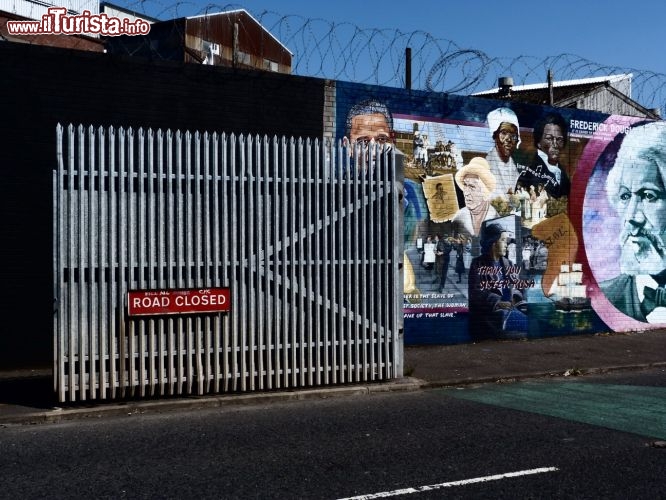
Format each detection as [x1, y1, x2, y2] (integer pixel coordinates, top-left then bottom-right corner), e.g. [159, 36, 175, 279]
[418, 233, 472, 292]
[343, 97, 572, 338]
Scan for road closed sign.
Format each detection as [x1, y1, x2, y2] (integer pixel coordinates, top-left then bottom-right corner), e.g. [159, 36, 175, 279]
[127, 287, 231, 316]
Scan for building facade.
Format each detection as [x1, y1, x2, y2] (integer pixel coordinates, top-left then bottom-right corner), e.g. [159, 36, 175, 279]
[2, 40, 666, 398]
[105, 9, 292, 73]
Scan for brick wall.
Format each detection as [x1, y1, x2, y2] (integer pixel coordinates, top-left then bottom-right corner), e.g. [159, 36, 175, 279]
[0, 41, 327, 367]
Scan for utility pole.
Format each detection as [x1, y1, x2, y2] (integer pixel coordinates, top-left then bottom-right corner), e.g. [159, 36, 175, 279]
[405, 47, 412, 90]
[233, 22, 239, 68]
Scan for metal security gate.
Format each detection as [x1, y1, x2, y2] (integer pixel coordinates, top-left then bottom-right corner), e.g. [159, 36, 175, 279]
[54, 124, 402, 402]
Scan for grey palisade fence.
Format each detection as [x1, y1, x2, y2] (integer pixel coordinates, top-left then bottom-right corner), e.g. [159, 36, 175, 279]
[53, 124, 403, 402]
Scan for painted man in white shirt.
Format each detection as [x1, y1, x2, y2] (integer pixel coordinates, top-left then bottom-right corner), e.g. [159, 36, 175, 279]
[451, 157, 499, 238]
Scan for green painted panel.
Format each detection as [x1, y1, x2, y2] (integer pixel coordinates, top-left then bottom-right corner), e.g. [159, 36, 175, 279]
[442, 381, 666, 440]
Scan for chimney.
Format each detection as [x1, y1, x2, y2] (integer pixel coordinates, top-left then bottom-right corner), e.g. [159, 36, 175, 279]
[498, 76, 513, 98]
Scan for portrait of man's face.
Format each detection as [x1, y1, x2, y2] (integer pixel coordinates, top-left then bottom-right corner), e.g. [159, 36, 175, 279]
[538, 123, 565, 165]
[610, 158, 666, 275]
[494, 122, 519, 162]
[461, 175, 486, 209]
[349, 112, 391, 146]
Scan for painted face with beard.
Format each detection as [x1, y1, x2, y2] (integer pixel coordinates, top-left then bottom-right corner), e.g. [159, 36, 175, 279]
[611, 158, 666, 275]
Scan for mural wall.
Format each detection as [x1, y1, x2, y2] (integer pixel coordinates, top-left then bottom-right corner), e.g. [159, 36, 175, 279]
[4, 39, 665, 366]
[336, 81, 663, 345]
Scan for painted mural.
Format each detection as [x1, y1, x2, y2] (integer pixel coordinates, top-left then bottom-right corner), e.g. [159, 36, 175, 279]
[335, 81, 661, 345]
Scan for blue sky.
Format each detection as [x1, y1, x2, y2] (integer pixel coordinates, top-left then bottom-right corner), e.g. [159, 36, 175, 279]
[114, 0, 666, 97]
[118, 0, 664, 75]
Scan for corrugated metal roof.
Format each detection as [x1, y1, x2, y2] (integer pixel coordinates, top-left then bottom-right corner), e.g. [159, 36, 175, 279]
[472, 74, 632, 95]
[476, 82, 609, 105]
[471, 73, 659, 119]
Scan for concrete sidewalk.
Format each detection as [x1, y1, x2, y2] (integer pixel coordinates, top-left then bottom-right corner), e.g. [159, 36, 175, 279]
[404, 329, 666, 386]
[2, 330, 665, 425]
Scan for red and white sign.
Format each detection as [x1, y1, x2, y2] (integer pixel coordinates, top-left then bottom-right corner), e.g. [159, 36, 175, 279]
[127, 287, 231, 316]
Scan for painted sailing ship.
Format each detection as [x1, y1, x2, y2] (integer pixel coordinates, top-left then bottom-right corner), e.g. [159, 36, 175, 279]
[550, 263, 592, 312]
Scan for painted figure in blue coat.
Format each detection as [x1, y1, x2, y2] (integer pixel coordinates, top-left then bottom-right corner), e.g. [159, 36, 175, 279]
[468, 223, 528, 339]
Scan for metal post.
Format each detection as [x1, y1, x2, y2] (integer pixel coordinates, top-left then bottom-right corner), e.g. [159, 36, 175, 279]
[233, 23, 239, 68]
[405, 47, 412, 90]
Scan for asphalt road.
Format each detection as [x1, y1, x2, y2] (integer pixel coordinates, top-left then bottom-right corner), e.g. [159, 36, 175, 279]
[1, 368, 665, 499]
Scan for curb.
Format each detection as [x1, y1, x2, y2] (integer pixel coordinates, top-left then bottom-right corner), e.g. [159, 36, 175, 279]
[0, 377, 427, 426]
[2, 361, 665, 426]
[416, 361, 666, 389]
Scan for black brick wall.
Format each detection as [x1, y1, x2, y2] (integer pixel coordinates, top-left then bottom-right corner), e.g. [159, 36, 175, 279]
[0, 42, 326, 367]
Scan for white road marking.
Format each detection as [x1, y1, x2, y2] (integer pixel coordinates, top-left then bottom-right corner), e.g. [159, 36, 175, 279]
[337, 467, 559, 499]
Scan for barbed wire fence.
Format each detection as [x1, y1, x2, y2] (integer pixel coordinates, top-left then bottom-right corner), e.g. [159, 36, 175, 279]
[121, 3, 666, 115]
